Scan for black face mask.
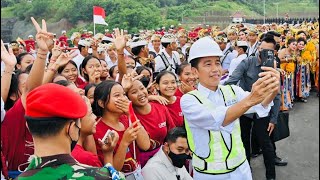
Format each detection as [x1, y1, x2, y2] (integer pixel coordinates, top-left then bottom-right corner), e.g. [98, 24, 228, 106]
[168, 149, 191, 168]
[68, 122, 80, 151]
[140, 76, 150, 88]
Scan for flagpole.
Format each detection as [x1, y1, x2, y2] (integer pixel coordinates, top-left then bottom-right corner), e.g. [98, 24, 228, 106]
[93, 6, 96, 35]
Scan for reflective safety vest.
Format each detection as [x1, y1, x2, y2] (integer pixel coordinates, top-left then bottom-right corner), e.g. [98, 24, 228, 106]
[184, 85, 247, 175]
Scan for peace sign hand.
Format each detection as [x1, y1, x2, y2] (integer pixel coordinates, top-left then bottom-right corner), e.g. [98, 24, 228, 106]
[55, 50, 77, 67]
[31, 17, 54, 52]
[51, 40, 62, 59]
[112, 28, 126, 51]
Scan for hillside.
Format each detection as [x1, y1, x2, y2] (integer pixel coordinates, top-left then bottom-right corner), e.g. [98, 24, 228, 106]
[1, 0, 319, 38]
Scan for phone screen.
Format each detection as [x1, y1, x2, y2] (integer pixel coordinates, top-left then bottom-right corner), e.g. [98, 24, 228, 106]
[260, 49, 274, 68]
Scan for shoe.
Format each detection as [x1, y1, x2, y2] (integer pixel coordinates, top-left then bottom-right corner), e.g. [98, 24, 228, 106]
[275, 156, 288, 166]
[301, 98, 307, 103]
[251, 149, 262, 158]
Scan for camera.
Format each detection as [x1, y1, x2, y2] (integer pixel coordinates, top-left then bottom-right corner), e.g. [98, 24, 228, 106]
[260, 49, 275, 68]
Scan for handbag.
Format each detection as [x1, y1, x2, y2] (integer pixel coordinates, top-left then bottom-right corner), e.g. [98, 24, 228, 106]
[273, 110, 290, 142]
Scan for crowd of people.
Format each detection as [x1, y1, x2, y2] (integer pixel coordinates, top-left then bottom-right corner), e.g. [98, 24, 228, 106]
[1, 15, 319, 180]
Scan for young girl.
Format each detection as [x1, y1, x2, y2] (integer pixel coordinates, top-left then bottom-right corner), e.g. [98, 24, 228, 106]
[126, 79, 175, 167]
[72, 96, 118, 167]
[80, 55, 102, 86]
[175, 61, 197, 97]
[155, 71, 184, 127]
[92, 80, 150, 177]
[84, 83, 97, 105]
[100, 59, 110, 81]
[16, 53, 35, 72]
[57, 60, 87, 88]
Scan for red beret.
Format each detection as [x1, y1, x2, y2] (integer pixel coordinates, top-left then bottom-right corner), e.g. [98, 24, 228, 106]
[26, 83, 87, 119]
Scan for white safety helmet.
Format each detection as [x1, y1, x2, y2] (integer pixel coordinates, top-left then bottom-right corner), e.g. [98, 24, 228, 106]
[188, 36, 223, 63]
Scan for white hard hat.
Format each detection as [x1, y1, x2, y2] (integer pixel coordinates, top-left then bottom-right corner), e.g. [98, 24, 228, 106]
[188, 36, 223, 63]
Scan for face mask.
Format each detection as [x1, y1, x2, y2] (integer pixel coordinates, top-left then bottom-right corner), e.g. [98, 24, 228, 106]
[168, 149, 191, 168]
[140, 76, 150, 88]
[68, 122, 80, 151]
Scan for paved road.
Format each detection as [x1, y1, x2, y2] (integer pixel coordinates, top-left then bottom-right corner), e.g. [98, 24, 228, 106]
[252, 92, 319, 180]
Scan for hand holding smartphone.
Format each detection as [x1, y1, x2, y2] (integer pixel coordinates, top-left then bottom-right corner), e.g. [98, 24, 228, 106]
[101, 130, 115, 144]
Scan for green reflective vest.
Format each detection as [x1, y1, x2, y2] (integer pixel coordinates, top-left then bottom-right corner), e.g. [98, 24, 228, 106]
[184, 85, 246, 175]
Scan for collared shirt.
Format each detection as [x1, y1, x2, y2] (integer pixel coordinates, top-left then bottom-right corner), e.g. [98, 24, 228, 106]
[154, 49, 181, 73]
[180, 83, 271, 179]
[247, 41, 259, 56]
[142, 147, 192, 180]
[73, 53, 85, 70]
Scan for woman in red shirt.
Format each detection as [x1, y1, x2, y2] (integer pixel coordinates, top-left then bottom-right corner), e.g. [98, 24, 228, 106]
[72, 96, 117, 167]
[92, 80, 150, 176]
[175, 61, 197, 97]
[57, 60, 87, 89]
[155, 71, 184, 127]
[80, 55, 102, 87]
[126, 79, 176, 167]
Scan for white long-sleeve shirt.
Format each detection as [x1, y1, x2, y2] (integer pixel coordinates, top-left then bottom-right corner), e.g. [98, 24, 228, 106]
[180, 83, 273, 180]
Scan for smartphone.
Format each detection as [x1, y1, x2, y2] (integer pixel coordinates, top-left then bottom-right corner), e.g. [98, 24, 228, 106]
[101, 130, 114, 144]
[260, 49, 275, 68]
[4, 43, 9, 51]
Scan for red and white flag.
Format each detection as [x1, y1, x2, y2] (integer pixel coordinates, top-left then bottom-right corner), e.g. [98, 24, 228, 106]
[93, 6, 108, 25]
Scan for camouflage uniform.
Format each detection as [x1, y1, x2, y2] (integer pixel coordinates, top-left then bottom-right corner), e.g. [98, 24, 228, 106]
[16, 154, 125, 180]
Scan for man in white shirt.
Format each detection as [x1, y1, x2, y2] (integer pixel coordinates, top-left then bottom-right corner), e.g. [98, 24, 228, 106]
[220, 41, 248, 84]
[247, 28, 260, 57]
[72, 39, 90, 69]
[154, 34, 181, 74]
[142, 127, 192, 180]
[180, 36, 280, 180]
[214, 32, 237, 75]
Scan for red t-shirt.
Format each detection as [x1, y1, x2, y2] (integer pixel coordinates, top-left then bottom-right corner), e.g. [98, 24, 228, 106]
[1, 99, 33, 171]
[165, 96, 184, 127]
[24, 39, 35, 53]
[174, 88, 184, 98]
[93, 115, 138, 173]
[71, 144, 103, 167]
[134, 102, 175, 167]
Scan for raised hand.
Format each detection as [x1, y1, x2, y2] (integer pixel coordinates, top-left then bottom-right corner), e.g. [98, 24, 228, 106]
[115, 97, 130, 115]
[121, 72, 144, 92]
[1, 39, 17, 67]
[30, 17, 54, 52]
[55, 50, 77, 67]
[180, 81, 194, 94]
[250, 67, 280, 105]
[98, 130, 119, 154]
[121, 121, 141, 146]
[112, 28, 126, 51]
[51, 40, 62, 60]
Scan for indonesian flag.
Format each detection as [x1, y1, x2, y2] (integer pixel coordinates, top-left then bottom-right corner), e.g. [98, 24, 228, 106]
[93, 6, 108, 25]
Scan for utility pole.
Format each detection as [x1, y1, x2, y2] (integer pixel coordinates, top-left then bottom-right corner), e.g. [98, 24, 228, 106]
[263, 0, 266, 24]
[273, 3, 280, 19]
